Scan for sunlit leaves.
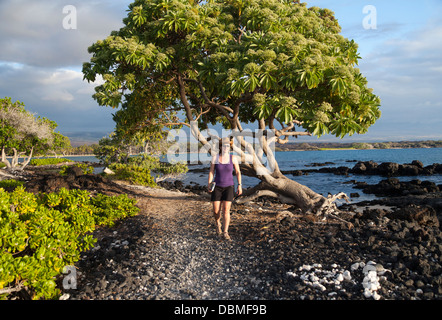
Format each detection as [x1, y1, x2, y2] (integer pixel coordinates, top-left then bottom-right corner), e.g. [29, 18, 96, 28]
[132, 5, 147, 26]
[275, 105, 295, 124]
[330, 118, 362, 139]
[84, 0, 381, 141]
[244, 74, 259, 91]
[330, 76, 347, 97]
[0, 187, 139, 299]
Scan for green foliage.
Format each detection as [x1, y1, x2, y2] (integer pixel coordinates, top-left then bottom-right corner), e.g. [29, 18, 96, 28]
[128, 155, 188, 175]
[107, 155, 188, 187]
[0, 186, 139, 300]
[95, 135, 124, 165]
[29, 158, 73, 166]
[1, 97, 71, 169]
[351, 142, 374, 150]
[0, 179, 24, 190]
[91, 193, 139, 227]
[83, 0, 380, 139]
[59, 163, 94, 176]
[108, 163, 157, 187]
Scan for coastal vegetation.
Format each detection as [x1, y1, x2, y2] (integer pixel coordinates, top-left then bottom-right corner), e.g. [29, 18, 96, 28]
[0, 97, 71, 170]
[0, 186, 139, 300]
[29, 158, 73, 166]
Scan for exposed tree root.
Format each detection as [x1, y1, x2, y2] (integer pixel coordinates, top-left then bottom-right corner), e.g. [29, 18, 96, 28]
[236, 184, 353, 228]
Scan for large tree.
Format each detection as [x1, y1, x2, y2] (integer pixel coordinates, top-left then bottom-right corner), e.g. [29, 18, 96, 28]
[0, 97, 70, 169]
[83, 0, 381, 216]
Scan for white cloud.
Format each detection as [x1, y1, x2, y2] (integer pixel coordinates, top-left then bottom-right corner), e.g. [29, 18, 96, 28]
[0, 0, 128, 68]
[41, 90, 74, 102]
[0, 1, 127, 142]
[0, 62, 115, 139]
[352, 13, 442, 140]
[39, 69, 81, 86]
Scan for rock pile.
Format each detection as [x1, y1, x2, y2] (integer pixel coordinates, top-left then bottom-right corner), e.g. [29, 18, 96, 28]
[355, 178, 440, 197]
[63, 188, 442, 300]
[286, 261, 390, 300]
[23, 166, 135, 196]
[281, 160, 442, 177]
[350, 160, 442, 177]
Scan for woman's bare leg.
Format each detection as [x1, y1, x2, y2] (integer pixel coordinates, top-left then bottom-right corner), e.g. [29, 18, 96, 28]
[222, 201, 232, 239]
[212, 201, 222, 234]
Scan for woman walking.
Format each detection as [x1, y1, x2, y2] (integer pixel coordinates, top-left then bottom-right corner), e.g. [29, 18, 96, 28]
[208, 137, 242, 240]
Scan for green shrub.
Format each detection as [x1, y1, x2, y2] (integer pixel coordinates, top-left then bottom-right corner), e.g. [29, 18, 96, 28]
[29, 158, 73, 166]
[109, 163, 157, 187]
[59, 163, 94, 175]
[128, 155, 188, 175]
[0, 186, 139, 300]
[0, 179, 24, 190]
[91, 193, 139, 227]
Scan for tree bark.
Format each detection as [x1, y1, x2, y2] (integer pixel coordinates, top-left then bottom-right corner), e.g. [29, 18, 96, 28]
[237, 166, 324, 212]
[1, 147, 11, 168]
[20, 146, 34, 170]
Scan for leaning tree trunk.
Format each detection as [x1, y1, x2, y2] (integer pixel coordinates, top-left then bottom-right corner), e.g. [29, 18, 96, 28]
[236, 163, 350, 223]
[240, 173, 323, 211]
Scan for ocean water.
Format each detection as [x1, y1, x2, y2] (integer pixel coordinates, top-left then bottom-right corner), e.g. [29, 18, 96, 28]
[179, 148, 442, 203]
[26, 148, 442, 203]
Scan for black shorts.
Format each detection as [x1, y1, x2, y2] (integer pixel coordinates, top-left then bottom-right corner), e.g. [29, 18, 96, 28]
[211, 185, 234, 202]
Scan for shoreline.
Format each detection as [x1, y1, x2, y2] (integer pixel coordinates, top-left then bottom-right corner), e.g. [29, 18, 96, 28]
[61, 178, 442, 301]
[3, 157, 442, 300]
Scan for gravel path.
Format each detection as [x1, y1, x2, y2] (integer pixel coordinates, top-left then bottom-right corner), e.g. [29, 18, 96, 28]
[67, 186, 288, 300]
[64, 184, 442, 301]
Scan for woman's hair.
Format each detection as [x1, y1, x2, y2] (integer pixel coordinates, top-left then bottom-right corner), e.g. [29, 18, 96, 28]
[218, 137, 233, 153]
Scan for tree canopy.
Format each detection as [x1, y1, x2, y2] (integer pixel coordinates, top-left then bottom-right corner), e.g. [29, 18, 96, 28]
[83, 0, 381, 142]
[83, 0, 382, 214]
[0, 97, 71, 169]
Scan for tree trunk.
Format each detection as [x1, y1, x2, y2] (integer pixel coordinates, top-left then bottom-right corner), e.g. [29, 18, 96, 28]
[186, 121, 349, 218]
[237, 166, 324, 212]
[1, 147, 11, 168]
[11, 148, 19, 168]
[20, 146, 34, 170]
[237, 169, 350, 222]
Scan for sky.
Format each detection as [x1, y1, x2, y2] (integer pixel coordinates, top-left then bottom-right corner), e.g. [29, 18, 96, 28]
[0, 0, 441, 146]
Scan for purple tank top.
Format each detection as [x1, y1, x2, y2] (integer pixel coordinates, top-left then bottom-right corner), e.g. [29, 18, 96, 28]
[214, 154, 234, 187]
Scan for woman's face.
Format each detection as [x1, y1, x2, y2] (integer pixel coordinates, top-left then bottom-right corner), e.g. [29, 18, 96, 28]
[221, 144, 230, 153]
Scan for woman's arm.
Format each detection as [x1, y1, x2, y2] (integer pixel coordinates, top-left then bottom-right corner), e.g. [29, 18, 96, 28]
[233, 156, 242, 195]
[208, 157, 216, 192]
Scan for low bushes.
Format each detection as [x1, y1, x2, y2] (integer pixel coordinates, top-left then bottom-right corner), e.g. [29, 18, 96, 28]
[0, 179, 24, 190]
[29, 158, 73, 166]
[0, 186, 139, 300]
[109, 163, 157, 187]
[107, 155, 188, 187]
[59, 163, 94, 175]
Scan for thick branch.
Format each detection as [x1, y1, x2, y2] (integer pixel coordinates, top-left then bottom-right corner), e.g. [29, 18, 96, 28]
[177, 74, 196, 123]
[0, 282, 24, 295]
[182, 77, 234, 120]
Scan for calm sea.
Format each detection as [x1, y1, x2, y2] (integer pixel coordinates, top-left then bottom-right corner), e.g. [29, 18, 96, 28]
[29, 148, 442, 203]
[178, 148, 442, 203]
